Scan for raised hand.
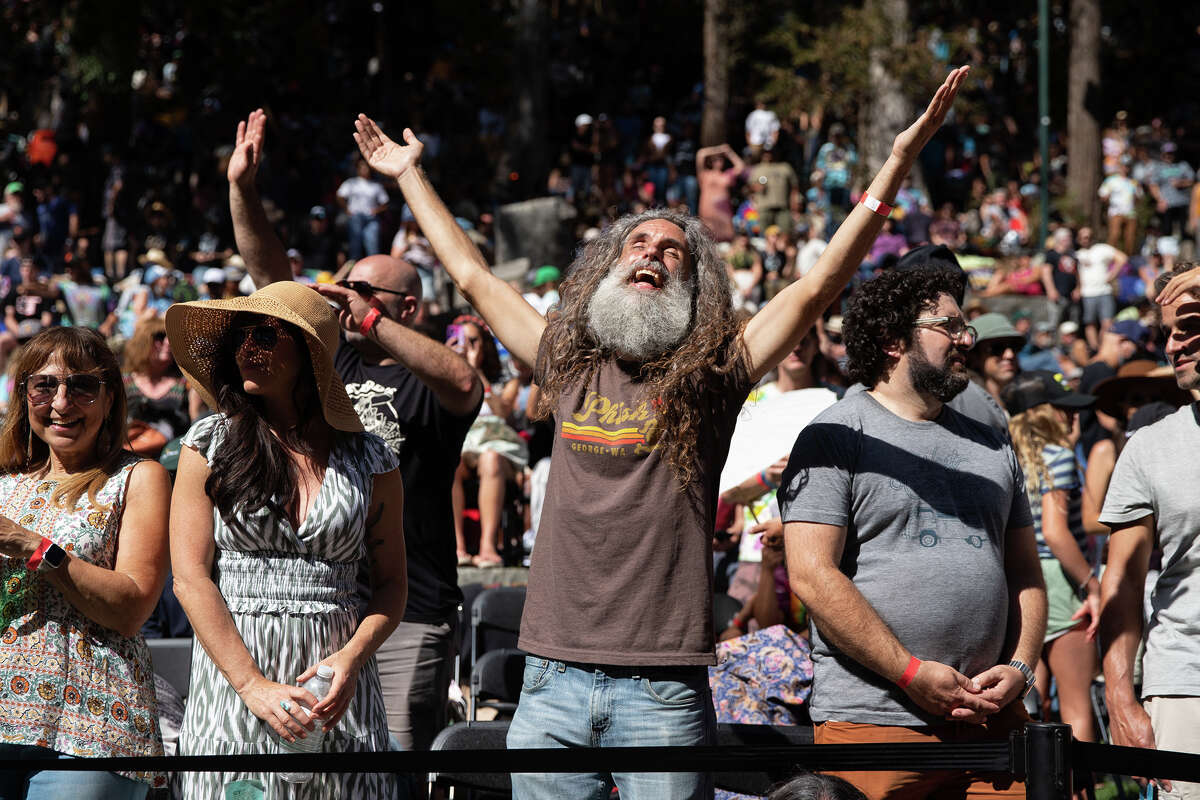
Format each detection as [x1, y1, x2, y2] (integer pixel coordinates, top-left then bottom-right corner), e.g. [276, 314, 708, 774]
[353, 114, 423, 181]
[891, 66, 969, 164]
[228, 108, 267, 190]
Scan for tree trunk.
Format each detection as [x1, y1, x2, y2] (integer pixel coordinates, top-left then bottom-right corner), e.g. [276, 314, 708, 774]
[510, 0, 548, 198]
[701, 0, 731, 147]
[862, 0, 911, 180]
[1067, 0, 1102, 227]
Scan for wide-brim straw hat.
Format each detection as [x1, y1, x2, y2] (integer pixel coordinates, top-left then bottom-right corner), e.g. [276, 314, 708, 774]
[164, 281, 363, 432]
[1091, 359, 1192, 418]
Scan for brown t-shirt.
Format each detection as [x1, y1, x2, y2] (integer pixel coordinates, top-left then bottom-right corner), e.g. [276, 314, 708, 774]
[520, 348, 752, 666]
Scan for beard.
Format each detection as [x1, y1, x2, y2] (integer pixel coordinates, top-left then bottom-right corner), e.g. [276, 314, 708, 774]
[586, 257, 695, 361]
[908, 344, 969, 403]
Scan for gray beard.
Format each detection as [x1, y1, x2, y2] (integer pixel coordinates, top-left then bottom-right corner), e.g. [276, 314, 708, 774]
[586, 259, 695, 361]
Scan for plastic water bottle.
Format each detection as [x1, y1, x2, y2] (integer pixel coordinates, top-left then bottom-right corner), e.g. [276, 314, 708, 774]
[279, 665, 334, 784]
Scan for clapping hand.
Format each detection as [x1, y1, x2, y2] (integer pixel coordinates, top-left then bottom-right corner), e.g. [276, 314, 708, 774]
[353, 115, 424, 181]
[228, 108, 266, 190]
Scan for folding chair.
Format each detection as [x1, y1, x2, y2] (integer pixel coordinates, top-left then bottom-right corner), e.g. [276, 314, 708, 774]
[469, 586, 526, 720]
[429, 720, 512, 798]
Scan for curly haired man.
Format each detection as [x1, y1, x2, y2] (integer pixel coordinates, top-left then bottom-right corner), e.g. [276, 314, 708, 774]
[779, 268, 1046, 799]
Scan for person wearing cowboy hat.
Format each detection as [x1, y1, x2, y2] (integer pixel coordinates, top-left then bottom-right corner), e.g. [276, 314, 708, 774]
[166, 281, 407, 798]
[224, 108, 482, 754]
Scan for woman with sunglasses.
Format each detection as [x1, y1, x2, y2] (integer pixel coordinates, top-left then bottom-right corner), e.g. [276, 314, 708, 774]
[121, 318, 202, 457]
[446, 315, 526, 568]
[165, 282, 406, 798]
[0, 326, 172, 798]
[1001, 371, 1099, 747]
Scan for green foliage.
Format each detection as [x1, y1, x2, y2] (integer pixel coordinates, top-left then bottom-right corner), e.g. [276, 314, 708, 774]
[752, 3, 988, 123]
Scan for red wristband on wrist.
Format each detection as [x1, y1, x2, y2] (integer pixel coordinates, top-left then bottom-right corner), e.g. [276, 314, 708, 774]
[861, 193, 894, 218]
[896, 655, 921, 689]
[359, 307, 382, 336]
[26, 537, 51, 572]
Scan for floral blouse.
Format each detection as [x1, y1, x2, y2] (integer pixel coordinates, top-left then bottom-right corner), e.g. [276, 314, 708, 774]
[0, 456, 165, 787]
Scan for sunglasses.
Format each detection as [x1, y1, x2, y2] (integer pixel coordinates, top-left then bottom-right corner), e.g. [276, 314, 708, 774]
[230, 319, 284, 352]
[152, 331, 168, 343]
[337, 279, 408, 297]
[25, 373, 106, 406]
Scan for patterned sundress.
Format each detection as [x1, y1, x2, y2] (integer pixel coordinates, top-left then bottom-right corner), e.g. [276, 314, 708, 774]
[0, 454, 167, 789]
[176, 413, 400, 799]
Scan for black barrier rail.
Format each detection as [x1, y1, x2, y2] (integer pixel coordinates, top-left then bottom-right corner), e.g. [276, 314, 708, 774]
[2, 723, 1199, 800]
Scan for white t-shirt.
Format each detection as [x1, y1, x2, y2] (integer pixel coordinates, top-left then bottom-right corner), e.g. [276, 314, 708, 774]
[796, 239, 827, 277]
[745, 109, 780, 147]
[1098, 174, 1140, 217]
[1101, 405, 1200, 698]
[337, 177, 388, 217]
[1076, 243, 1120, 297]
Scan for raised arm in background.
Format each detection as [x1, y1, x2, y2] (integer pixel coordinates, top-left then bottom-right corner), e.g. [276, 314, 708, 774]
[353, 116, 547, 366]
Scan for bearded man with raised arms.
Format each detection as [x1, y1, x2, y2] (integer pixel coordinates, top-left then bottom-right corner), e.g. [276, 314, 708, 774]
[353, 67, 967, 800]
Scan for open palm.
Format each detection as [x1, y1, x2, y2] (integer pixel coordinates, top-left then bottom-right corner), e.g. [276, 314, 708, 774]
[228, 108, 266, 188]
[353, 114, 423, 180]
[892, 65, 969, 163]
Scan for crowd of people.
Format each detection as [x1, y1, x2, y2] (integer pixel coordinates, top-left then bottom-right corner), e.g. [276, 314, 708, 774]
[0, 12, 1199, 800]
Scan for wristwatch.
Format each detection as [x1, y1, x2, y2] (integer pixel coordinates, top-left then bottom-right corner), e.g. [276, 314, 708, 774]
[39, 542, 67, 571]
[1008, 659, 1035, 699]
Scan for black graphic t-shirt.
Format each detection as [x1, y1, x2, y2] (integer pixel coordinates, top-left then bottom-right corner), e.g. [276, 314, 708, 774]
[336, 336, 479, 622]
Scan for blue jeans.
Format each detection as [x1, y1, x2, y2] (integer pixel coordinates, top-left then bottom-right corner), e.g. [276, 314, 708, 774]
[347, 212, 381, 261]
[506, 657, 715, 800]
[0, 744, 148, 800]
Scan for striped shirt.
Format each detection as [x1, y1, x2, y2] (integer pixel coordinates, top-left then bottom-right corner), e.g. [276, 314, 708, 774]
[1028, 443, 1086, 559]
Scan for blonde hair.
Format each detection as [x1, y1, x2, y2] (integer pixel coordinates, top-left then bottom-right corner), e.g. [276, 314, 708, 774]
[1008, 403, 1071, 494]
[123, 317, 172, 376]
[0, 328, 129, 509]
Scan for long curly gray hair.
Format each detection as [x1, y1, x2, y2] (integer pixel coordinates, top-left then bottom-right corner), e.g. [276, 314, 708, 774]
[531, 209, 748, 487]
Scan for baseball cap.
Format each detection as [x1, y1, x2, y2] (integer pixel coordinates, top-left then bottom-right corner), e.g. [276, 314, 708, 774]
[1001, 370, 1095, 416]
[202, 267, 225, 285]
[1110, 320, 1149, 344]
[4, 181, 23, 195]
[309, 205, 327, 219]
[1058, 321, 1079, 337]
[286, 248, 302, 260]
[970, 313, 1025, 351]
[574, 114, 594, 127]
[533, 265, 561, 287]
[895, 244, 967, 305]
[825, 315, 844, 335]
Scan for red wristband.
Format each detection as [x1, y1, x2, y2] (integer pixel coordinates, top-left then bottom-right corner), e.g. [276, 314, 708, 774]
[896, 655, 921, 689]
[26, 537, 52, 572]
[359, 307, 382, 337]
[861, 193, 894, 218]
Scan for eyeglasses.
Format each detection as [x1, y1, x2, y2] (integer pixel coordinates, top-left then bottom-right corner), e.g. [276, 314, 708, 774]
[913, 316, 978, 348]
[25, 374, 106, 406]
[230, 319, 283, 352]
[337, 279, 408, 297]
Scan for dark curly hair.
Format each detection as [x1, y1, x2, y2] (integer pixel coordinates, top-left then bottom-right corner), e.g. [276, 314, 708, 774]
[844, 268, 966, 388]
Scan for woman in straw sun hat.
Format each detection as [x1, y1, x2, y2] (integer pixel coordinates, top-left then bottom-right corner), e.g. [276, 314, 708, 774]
[165, 281, 406, 798]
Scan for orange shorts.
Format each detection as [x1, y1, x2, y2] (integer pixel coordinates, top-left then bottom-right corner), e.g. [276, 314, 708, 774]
[812, 703, 1028, 800]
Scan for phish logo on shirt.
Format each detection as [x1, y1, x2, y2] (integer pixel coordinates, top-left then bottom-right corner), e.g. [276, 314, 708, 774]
[561, 390, 659, 456]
